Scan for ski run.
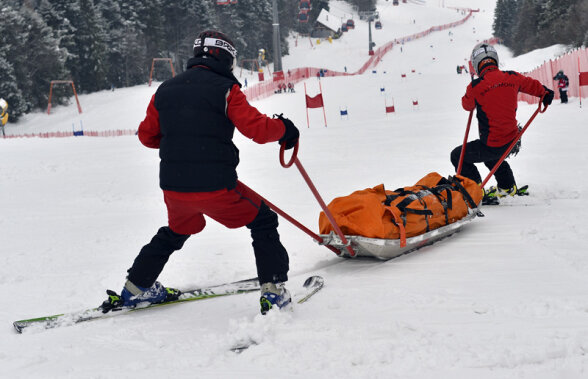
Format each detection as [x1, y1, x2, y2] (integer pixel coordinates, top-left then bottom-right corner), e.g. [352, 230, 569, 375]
[2, 0, 588, 378]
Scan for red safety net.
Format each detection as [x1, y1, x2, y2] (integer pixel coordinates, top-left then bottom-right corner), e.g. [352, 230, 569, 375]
[517, 47, 588, 104]
[243, 11, 476, 102]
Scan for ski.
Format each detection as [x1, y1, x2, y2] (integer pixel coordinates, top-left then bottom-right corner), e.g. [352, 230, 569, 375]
[230, 275, 325, 353]
[296, 275, 324, 304]
[13, 277, 261, 333]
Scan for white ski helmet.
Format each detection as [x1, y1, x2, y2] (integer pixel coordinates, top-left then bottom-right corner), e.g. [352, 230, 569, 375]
[471, 42, 499, 75]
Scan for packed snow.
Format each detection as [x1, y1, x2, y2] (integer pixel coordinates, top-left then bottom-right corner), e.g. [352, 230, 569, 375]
[2, 0, 587, 378]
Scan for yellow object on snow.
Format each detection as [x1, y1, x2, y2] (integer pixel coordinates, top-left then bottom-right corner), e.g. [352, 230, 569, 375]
[0, 98, 8, 126]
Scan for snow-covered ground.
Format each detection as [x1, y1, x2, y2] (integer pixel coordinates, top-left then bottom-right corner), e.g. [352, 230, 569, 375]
[2, 0, 587, 378]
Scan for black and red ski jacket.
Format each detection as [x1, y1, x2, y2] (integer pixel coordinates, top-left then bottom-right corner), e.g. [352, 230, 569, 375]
[462, 66, 547, 147]
[554, 77, 569, 89]
[138, 57, 286, 193]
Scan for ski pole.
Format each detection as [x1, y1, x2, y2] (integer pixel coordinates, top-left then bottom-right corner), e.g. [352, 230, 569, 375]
[280, 143, 356, 257]
[456, 110, 474, 175]
[237, 181, 341, 256]
[480, 96, 548, 188]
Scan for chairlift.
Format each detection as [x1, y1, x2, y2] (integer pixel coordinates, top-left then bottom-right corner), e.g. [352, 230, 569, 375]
[375, 21, 382, 30]
[299, 0, 311, 10]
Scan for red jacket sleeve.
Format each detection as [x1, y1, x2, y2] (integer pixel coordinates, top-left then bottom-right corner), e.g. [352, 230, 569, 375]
[138, 94, 161, 148]
[226, 85, 286, 143]
[516, 72, 547, 97]
[461, 84, 476, 111]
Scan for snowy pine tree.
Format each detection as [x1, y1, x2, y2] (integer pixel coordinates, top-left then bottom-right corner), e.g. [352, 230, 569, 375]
[0, 2, 64, 120]
[69, 0, 108, 92]
[494, 0, 586, 55]
[96, 0, 126, 89]
[493, 0, 518, 47]
[0, 55, 26, 120]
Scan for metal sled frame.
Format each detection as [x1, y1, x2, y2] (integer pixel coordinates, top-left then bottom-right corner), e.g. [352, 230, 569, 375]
[319, 211, 479, 260]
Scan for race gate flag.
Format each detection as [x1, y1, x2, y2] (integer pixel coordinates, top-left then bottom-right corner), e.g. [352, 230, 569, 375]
[305, 93, 324, 108]
[580, 71, 588, 86]
[580, 57, 588, 107]
[340, 107, 349, 119]
[385, 97, 395, 114]
[304, 82, 327, 127]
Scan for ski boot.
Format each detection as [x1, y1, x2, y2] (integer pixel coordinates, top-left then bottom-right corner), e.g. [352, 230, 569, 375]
[496, 185, 518, 197]
[482, 185, 528, 205]
[492, 184, 529, 198]
[101, 280, 181, 313]
[259, 282, 291, 315]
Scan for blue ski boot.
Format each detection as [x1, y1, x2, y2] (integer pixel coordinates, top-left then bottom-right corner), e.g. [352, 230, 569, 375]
[260, 282, 291, 315]
[101, 280, 181, 313]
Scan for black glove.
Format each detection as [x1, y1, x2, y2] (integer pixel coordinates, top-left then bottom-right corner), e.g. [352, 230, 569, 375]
[542, 86, 554, 106]
[276, 114, 299, 150]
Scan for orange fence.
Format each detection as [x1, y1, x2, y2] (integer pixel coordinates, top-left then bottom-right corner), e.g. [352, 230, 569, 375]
[518, 47, 588, 104]
[244, 10, 475, 101]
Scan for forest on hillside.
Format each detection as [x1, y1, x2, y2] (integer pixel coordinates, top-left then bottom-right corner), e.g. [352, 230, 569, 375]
[0, 0, 340, 121]
[7, 0, 586, 122]
[493, 0, 588, 56]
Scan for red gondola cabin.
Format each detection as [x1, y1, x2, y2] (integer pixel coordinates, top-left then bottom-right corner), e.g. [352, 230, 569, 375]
[298, 11, 309, 23]
[299, 0, 311, 10]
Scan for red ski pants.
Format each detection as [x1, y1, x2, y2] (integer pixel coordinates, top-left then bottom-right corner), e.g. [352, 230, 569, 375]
[163, 181, 262, 235]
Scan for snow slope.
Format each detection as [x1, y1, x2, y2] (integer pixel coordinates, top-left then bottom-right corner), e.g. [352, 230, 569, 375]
[2, 1, 587, 378]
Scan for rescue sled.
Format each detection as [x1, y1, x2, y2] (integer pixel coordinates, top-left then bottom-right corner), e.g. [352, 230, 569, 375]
[316, 172, 484, 260]
[239, 144, 484, 261]
[319, 211, 479, 260]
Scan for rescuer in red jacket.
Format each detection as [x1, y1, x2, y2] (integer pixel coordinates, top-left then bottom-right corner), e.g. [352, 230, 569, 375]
[450, 43, 554, 204]
[101, 31, 299, 315]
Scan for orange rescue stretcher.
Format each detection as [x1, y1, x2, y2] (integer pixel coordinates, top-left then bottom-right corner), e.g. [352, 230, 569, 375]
[317, 172, 484, 259]
[238, 145, 484, 261]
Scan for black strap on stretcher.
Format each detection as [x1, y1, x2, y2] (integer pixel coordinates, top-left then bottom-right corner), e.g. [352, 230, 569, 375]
[382, 176, 479, 232]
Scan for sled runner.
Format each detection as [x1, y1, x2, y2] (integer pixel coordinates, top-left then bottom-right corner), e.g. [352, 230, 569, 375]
[319, 211, 478, 260]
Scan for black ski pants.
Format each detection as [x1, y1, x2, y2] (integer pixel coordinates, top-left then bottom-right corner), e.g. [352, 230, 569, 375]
[126, 201, 289, 288]
[559, 88, 568, 103]
[450, 139, 515, 189]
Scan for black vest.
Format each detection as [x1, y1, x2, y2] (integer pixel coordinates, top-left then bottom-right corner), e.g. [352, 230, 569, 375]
[154, 58, 242, 192]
